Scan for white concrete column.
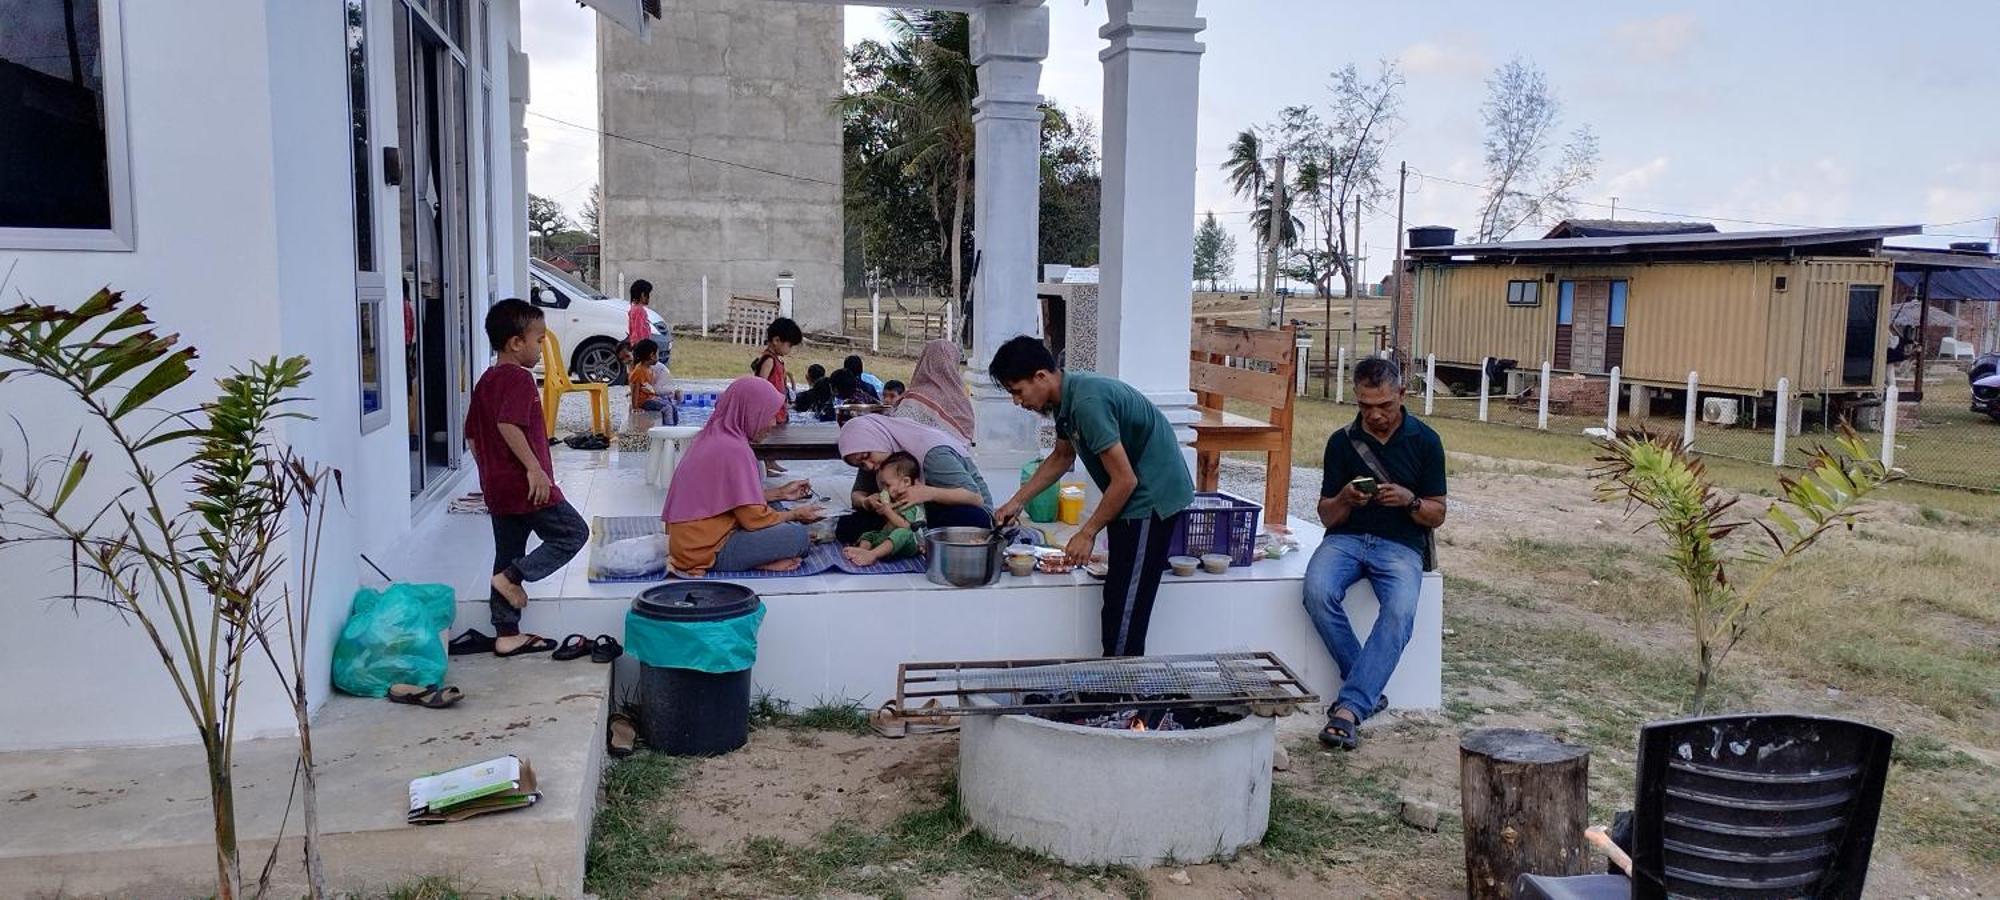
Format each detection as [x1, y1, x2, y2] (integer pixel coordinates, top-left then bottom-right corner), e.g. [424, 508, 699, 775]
[1096, 0, 1206, 441]
[775, 272, 796, 319]
[967, 2, 1050, 468]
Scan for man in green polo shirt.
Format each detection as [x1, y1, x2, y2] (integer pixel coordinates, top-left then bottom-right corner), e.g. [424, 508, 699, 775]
[991, 336, 1193, 656]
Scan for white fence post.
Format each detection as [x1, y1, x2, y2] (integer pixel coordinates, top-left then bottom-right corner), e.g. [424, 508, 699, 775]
[1537, 361, 1551, 430]
[1425, 354, 1437, 415]
[1606, 366, 1622, 433]
[1295, 336, 1314, 396]
[1683, 371, 1699, 450]
[700, 275, 710, 335]
[1881, 380, 1899, 470]
[870, 290, 881, 353]
[1336, 346, 1348, 404]
[1477, 356, 1491, 422]
[1772, 377, 1791, 466]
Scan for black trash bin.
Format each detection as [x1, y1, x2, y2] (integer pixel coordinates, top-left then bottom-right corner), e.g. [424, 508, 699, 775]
[627, 581, 763, 756]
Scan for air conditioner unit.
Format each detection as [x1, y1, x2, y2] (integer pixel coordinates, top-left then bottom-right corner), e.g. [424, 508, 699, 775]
[1702, 397, 1740, 425]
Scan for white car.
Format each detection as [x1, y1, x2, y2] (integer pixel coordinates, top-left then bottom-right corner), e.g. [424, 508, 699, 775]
[527, 258, 669, 384]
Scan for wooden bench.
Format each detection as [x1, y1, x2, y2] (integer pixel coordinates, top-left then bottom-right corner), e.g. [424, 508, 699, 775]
[1189, 319, 1298, 520]
[726, 294, 780, 345]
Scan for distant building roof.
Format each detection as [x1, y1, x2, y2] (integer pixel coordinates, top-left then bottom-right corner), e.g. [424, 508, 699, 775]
[1543, 219, 1717, 239]
[546, 256, 580, 273]
[1408, 225, 1922, 262]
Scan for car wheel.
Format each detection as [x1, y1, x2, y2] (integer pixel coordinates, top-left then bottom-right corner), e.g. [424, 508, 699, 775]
[573, 339, 626, 385]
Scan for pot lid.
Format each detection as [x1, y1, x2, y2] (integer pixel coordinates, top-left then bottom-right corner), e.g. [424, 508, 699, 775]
[633, 581, 761, 622]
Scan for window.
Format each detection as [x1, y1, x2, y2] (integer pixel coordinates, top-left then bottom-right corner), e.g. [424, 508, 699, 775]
[1609, 280, 1628, 327]
[1506, 280, 1541, 307]
[0, 0, 133, 250]
[346, 0, 375, 271]
[358, 296, 386, 419]
[1557, 282, 1575, 324]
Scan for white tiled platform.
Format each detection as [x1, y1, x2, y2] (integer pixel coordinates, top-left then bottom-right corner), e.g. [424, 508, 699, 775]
[388, 451, 1444, 715]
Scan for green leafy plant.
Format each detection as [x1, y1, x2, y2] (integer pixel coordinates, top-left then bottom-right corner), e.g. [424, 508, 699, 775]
[0, 290, 336, 899]
[1590, 426, 1897, 713]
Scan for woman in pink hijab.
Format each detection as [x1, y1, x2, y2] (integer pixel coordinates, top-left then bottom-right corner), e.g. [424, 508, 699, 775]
[834, 413, 994, 544]
[888, 339, 975, 442]
[662, 377, 823, 575]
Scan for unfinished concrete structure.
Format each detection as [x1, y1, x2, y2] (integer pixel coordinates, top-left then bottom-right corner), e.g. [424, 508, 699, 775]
[597, 0, 844, 331]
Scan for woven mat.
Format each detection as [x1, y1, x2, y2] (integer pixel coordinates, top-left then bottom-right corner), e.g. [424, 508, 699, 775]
[587, 515, 843, 582]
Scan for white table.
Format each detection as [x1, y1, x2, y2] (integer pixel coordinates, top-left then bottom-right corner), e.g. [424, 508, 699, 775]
[644, 425, 704, 487]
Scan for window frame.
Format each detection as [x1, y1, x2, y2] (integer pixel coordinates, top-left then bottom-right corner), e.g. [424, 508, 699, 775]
[348, 0, 391, 433]
[1506, 279, 1542, 308]
[0, 0, 136, 251]
[1609, 280, 1629, 327]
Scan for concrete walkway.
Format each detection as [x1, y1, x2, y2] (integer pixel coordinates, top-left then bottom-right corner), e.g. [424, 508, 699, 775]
[0, 654, 609, 898]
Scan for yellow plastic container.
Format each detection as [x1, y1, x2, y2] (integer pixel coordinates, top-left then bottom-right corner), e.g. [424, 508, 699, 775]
[1057, 483, 1086, 525]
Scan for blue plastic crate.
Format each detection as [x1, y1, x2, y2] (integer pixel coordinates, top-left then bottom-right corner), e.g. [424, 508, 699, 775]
[1167, 491, 1262, 567]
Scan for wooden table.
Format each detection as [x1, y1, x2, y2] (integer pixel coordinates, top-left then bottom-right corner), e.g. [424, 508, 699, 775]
[751, 422, 843, 460]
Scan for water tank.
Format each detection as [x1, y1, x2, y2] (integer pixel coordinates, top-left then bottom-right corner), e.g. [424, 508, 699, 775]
[1948, 241, 1992, 254]
[1407, 226, 1457, 249]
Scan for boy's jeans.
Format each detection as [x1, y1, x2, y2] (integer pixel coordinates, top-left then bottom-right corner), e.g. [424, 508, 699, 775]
[1302, 533, 1423, 720]
[488, 500, 588, 636]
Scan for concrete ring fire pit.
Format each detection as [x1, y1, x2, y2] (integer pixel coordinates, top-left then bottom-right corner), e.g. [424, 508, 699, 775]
[957, 711, 1277, 868]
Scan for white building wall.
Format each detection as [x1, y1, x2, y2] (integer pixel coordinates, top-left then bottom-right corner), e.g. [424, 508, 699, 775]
[0, 0, 531, 751]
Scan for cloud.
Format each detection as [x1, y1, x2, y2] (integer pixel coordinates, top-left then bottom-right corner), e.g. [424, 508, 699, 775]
[1396, 36, 1488, 80]
[1610, 13, 1700, 65]
[521, 2, 600, 214]
[1923, 160, 2000, 237]
[1605, 156, 1671, 200]
[1715, 159, 1854, 228]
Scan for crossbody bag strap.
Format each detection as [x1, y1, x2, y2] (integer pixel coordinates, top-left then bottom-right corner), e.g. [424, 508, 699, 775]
[1343, 426, 1437, 572]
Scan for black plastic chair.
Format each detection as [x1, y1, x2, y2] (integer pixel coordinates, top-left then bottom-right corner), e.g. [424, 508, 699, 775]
[1515, 713, 1894, 900]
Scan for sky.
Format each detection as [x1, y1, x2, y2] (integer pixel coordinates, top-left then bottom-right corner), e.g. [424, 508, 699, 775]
[520, 0, 2000, 289]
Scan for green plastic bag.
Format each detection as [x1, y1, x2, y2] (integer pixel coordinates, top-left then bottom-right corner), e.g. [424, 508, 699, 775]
[332, 583, 457, 698]
[624, 605, 765, 674]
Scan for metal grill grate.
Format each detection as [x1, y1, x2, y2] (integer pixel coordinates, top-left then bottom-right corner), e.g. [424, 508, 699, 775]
[895, 651, 1317, 718]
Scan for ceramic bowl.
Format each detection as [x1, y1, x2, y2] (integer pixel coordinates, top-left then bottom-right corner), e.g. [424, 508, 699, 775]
[1200, 553, 1232, 574]
[1167, 555, 1199, 577]
[1005, 554, 1036, 577]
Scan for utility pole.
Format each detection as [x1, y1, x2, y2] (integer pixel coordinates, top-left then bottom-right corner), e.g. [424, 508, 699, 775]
[1350, 198, 1362, 354]
[1263, 153, 1286, 326]
[1392, 161, 1408, 359]
[1610, 196, 1619, 221]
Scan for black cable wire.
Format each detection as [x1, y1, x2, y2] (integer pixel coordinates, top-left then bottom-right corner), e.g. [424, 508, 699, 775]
[529, 110, 841, 188]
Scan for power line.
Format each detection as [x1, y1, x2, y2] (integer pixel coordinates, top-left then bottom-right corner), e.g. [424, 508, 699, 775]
[528, 110, 841, 188]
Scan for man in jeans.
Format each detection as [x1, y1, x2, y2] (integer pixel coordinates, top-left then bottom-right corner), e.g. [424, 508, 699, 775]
[1306, 357, 1447, 749]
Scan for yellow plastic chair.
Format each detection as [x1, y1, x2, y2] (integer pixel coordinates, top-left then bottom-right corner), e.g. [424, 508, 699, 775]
[541, 330, 611, 436]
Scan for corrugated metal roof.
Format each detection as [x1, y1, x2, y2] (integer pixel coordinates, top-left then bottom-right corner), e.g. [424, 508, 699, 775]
[1542, 219, 1717, 238]
[1408, 224, 1922, 259]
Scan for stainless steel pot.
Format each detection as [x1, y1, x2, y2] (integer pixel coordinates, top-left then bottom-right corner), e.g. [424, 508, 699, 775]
[924, 526, 1005, 587]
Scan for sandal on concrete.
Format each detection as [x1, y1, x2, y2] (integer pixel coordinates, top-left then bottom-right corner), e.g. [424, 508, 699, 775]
[494, 635, 558, 658]
[591, 635, 624, 664]
[387, 683, 463, 709]
[447, 629, 494, 656]
[551, 634, 594, 661]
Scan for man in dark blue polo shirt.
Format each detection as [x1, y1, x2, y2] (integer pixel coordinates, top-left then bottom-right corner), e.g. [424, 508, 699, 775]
[1308, 356, 1448, 750]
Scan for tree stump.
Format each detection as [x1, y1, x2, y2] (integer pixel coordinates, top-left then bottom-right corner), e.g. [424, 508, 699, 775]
[1460, 728, 1592, 899]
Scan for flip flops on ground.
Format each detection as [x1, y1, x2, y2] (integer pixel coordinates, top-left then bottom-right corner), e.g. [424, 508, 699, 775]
[551, 633, 625, 662]
[447, 629, 495, 656]
[494, 635, 558, 657]
[387, 683, 463, 709]
[607, 710, 638, 758]
[868, 699, 958, 739]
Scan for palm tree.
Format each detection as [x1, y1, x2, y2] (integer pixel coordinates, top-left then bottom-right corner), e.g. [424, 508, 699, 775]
[838, 11, 978, 307]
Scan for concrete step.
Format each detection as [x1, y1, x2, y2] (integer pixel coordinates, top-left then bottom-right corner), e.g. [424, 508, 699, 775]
[0, 654, 608, 899]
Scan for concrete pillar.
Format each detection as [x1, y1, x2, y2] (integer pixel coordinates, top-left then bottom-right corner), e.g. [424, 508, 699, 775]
[967, 2, 1050, 469]
[1629, 383, 1649, 422]
[1096, 0, 1205, 441]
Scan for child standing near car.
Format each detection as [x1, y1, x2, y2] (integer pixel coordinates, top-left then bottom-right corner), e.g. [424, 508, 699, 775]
[464, 298, 587, 657]
[623, 279, 654, 367]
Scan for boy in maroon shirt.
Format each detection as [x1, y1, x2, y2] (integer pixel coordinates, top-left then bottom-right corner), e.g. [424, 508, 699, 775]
[464, 299, 588, 656]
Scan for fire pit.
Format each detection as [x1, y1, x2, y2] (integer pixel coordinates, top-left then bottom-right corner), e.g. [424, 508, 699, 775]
[898, 653, 1315, 867]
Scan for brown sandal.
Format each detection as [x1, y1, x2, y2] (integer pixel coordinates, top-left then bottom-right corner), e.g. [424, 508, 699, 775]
[607, 711, 638, 757]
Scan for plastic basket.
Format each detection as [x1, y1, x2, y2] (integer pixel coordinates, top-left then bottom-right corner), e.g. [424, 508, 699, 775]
[1167, 491, 1262, 567]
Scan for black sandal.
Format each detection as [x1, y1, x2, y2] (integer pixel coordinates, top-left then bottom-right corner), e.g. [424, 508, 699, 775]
[447, 629, 495, 656]
[591, 634, 624, 664]
[494, 635, 558, 657]
[1318, 711, 1360, 751]
[551, 634, 595, 661]
[387, 683, 463, 709]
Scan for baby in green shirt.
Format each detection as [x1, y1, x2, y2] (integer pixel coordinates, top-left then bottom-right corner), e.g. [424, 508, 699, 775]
[843, 452, 929, 566]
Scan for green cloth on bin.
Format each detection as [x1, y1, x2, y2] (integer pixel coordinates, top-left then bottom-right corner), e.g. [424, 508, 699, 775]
[624, 604, 765, 674]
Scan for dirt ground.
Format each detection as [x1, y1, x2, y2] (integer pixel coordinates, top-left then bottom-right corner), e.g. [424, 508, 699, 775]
[597, 454, 2000, 899]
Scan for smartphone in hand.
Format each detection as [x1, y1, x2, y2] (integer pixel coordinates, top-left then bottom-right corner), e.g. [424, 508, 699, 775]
[1348, 476, 1378, 496]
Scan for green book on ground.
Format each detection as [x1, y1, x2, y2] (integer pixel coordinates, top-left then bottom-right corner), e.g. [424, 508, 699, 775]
[407, 755, 541, 824]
